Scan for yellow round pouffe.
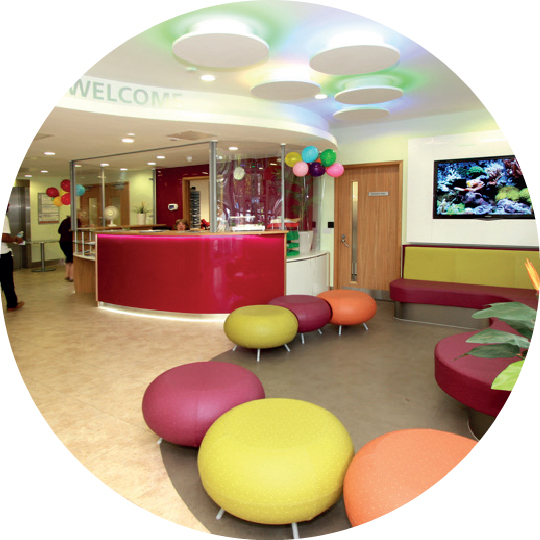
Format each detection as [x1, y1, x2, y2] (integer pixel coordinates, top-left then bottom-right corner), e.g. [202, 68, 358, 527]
[224, 304, 298, 350]
[197, 398, 355, 526]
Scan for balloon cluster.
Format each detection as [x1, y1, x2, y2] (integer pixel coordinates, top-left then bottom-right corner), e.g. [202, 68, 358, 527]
[45, 179, 86, 207]
[285, 146, 344, 178]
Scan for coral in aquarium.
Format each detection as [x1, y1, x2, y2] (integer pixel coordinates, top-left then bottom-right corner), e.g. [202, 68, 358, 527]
[495, 186, 521, 202]
[497, 199, 532, 214]
[519, 188, 531, 204]
[468, 165, 485, 177]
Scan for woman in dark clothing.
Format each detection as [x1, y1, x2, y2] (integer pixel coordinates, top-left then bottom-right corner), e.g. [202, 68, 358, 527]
[58, 216, 79, 282]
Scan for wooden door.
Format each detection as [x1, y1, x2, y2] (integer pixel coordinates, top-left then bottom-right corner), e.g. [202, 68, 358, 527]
[334, 162, 402, 298]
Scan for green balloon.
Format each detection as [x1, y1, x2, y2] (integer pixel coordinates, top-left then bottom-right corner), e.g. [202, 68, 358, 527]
[320, 149, 336, 167]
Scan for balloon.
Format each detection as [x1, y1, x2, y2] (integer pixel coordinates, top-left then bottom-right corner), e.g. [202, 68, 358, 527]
[301, 146, 319, 164]
[61, 179, 71, 192]
[320, 149, 337, 167]
[53, 196, 63, 207]
[46, 187, 59, 198]
[309, 162, 326, 177]
[75, 184, 86, 196]
[285, 152, 302, 168]
[61, 193, 71, 205]
[327, 163, 345, 178]
[293, 162, 309, 177]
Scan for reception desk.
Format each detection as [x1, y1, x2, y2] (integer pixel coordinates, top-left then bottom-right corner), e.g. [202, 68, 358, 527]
[96, 230, 286, 315]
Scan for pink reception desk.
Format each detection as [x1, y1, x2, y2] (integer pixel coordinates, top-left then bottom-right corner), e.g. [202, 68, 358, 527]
[96, 231, 286, 314]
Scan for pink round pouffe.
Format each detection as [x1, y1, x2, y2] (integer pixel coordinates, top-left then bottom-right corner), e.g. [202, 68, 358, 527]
[142, 362, 265, 447]
[268, 295, 332, 341]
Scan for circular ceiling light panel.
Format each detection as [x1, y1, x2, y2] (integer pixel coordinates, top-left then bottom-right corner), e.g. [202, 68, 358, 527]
[333, 107, 390, 122]
[172, 32, 269, 68]
[310, 44, 400, 75]
[251, 80, 321, 101]
[335, 86, 403, 105]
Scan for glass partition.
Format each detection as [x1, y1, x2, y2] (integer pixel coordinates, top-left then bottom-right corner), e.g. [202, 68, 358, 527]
[71, 140, 328, 255]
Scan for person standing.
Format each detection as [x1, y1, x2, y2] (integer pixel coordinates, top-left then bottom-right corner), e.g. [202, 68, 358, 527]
[1, 205, 24, 312]
[58, 215, 79, 282]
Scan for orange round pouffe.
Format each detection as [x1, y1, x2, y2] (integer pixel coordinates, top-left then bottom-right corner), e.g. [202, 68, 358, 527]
[317, 289, 377, 327]
[343, 429, 477, 527]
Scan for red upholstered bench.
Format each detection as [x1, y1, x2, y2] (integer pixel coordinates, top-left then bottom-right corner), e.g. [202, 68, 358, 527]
[390, 278, 537, 328]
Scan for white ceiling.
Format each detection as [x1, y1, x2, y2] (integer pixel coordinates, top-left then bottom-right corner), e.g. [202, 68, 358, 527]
[18, 1, 489, 179]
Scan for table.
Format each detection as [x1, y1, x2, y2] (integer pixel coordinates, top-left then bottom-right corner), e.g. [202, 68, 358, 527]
[27, 240, 58, 273]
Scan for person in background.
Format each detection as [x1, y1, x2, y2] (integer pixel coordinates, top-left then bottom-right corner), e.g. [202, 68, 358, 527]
[58, 215, 80, 282]
[176, 218, 190, 231]
[1, 204, 24, 312]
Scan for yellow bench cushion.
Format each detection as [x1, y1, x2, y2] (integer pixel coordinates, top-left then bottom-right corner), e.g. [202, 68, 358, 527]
[403, 246, 540, 289]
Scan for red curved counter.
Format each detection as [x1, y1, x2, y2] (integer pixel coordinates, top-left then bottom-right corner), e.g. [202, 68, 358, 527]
[96, 231, 286, 314]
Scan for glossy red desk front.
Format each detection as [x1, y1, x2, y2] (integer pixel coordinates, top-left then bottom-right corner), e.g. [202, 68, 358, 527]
[96, 231, 286, 314]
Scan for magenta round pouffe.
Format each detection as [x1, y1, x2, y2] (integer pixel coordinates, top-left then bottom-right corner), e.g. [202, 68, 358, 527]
[142, 362, 265, 447]
[268, 295, 332, 334]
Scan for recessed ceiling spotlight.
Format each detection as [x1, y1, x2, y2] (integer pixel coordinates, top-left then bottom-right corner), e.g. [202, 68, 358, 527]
[315, 94, 328, 100]
[156, 155, 165, 159]
[120, 168, 128, 171]
[44, 151, 55, 155]
[147, 162, 156, 166]
[201, 74, 216, 82]
[100, 163, 109, 167]
[24, 174, 32, 178]
[74, 164, 82, 168]
[41, 170, 48, 173]
[229, 146, 238, 151]
[122, 138, 135, 143]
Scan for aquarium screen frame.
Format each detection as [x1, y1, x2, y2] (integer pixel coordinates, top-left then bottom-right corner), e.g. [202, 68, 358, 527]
[432, 154, 534, 220]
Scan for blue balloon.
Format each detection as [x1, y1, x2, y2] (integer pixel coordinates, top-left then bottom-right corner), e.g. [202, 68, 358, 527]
[301, 146, 319, 164]
[75, 184, 85, 196]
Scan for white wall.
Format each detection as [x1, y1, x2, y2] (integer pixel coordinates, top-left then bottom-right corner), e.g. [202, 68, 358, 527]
[407, 130, 538, 247]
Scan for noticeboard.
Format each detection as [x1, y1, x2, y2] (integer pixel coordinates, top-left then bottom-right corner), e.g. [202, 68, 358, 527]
[38, 193, 60, 224]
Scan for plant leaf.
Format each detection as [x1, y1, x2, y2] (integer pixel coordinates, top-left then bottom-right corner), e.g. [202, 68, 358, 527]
[465, 328, 530, 348]
[491, 361, 524, 391]
[461, 343, 520, 358]
[471, 302, 537, 323]
[503, 320, 535, 340]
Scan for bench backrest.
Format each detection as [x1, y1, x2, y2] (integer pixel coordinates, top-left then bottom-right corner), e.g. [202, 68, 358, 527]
[403, 245, 540, 289]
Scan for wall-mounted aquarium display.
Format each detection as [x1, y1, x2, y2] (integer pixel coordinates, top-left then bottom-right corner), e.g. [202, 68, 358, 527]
[433, 155, 533, 219]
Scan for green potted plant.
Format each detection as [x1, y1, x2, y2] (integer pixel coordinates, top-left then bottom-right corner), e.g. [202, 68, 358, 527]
[134, 202, 148, 225]
[459, 259, 538, 390]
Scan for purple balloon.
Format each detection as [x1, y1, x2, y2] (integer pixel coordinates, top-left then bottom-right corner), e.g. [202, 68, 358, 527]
[309, 162, 326, 177]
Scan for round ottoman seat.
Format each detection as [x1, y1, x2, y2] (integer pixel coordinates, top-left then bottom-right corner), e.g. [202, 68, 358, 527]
[343, 429, 477, 527]
[318, 289, 377, 336]
[142, 362, 265, 447]
[268, 294, 332, 343]
[224, 304, 298, 362]
[198, 398, 354, 538]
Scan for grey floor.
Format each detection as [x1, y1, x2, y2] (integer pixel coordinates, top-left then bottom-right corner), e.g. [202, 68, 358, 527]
[161, 300, 475, 539]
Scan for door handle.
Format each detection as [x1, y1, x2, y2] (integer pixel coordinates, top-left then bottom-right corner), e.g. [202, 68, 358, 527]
[341, 234, 350, 248]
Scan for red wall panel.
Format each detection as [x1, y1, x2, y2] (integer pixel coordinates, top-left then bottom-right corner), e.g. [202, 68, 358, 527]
[96, 233, 286, 314]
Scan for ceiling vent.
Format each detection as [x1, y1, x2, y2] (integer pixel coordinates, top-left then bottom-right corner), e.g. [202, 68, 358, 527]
[166, 130, 216, 141]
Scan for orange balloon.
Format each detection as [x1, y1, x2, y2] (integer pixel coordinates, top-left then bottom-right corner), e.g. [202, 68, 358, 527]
[53, 196, 63, 207]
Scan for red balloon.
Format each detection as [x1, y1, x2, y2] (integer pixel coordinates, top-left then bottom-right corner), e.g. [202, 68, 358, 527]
[61, 193, 71, 205]
[61, 179, 71, 192]
[46, 187, 59, 198]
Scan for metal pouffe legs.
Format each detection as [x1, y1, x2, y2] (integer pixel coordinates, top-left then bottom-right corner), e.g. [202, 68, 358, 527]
[232, 345, 237, 351]
[338, 325, 342, 336]
[363, 323, 369, 330]
[301, 333, 305, 344]
[216, 508, 225, 520]
[291, 522, 299, 539]
[257, 349, 261, 362]
[284, 344, 291, 352]
[317, 329, 323, 335]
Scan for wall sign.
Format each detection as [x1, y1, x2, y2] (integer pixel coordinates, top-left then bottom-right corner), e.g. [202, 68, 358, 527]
[368, 191, 389, 197]
[38, 193, 59, 224]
